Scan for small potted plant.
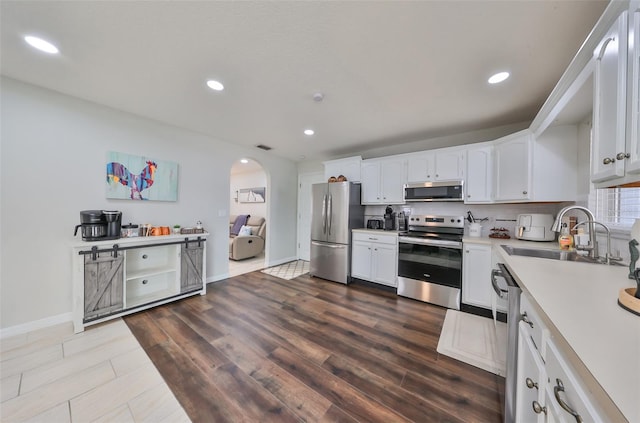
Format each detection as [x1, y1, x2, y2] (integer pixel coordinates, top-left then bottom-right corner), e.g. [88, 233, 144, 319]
[173, 224, 181, 234]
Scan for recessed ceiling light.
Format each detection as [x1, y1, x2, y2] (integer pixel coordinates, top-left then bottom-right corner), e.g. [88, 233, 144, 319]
[206, 79, 224, 91]
[488, 72, 510, 84]
[24, 35, 59, 54]
[304, 129, 315, 136]
[240, 159, 249, 164]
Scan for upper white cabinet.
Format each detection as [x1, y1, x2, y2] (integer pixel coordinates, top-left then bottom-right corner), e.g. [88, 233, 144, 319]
[361, 158, 406, 204]
[465, 143, 494, 203]
[323, 156, 362, 182]
[406, 148, 465, 182]
[494, 126, 577, 203]
[626, 1, 640, 175]
[591, 2, 640, 186]
[494, 130, 533, 202]
[592, 11, 629, 183]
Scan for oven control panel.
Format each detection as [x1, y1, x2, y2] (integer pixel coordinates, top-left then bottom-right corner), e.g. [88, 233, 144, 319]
[407, 215, 464, 228]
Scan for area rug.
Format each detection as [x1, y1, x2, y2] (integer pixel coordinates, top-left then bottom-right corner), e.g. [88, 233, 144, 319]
[261, 260, 309, 280]
[437, 309, 507, 376]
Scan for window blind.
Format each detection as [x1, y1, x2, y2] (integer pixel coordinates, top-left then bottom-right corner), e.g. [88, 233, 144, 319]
[591, 187, 640, 228]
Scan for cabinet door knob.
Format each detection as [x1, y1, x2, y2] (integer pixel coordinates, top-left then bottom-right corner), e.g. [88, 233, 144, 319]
[467, 194, 471, 198]
[142, 279, 148, 284]
[525, 377, 538, 390]
[522, 191, 528, 195]
[616, 152, 630, 160]
[602, 157, 615, 165]
[532, 401, 547, 415]
[435, 174, 439, 178]
[521, 312, 534, 328]
[142, 254, 148, 259]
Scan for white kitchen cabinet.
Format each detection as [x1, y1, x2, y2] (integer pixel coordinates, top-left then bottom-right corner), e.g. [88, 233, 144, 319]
[351, 231, 398, 287]
[494, 126, 577, 203]
[464, 143, 494, 203]
[516, 321, 547, 423]
[591, 4, 640, 186]
[406, 148, 465, 183]
[323, 156, 362, 182]
[361, 158, 406, 204]
[626, 1, 640, 175]
[494, 130, 533, 201]
[543, 338, 607, 422]
[592, 11, 629, 183]
[461, 242, 492, 309]
[72, 234, 207, 333]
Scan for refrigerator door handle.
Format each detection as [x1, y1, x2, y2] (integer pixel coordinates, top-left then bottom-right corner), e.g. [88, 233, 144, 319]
[328, 194, 333, 235]
[311, 241, 345, 249]
[322, 194, 327, 234]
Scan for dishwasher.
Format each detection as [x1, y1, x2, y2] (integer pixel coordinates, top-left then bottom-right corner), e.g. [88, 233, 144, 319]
[491, 262, 521, 423]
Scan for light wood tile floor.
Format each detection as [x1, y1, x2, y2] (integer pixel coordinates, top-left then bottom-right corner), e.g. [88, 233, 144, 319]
[0, 318, 189, 422]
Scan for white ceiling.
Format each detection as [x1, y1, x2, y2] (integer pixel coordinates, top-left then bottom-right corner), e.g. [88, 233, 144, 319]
[0, 1, 608, 163]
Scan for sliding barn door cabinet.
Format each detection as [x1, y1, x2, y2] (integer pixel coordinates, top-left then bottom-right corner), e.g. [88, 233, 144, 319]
[72, 233, 207, 333]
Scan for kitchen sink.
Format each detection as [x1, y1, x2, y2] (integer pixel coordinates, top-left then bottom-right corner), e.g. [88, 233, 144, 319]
[500, 245, 624, 265]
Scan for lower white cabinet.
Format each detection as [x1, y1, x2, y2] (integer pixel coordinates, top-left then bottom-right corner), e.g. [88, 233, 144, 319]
[543, 338, 606, 422]
[516, 321, 547, 423]
[461, 242, 493, 308]
[514, 294, 606, 422]
[72, 234, 207, 333]
[351, 231, 398, 287]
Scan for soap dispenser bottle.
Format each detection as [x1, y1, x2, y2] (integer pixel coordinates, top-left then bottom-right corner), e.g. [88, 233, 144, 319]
[558, 223, 573, 251]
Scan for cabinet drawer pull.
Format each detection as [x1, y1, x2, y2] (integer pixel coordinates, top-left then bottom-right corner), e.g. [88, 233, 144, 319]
[521, 312, 534, 328]
[142, 279, 148, 284]
[532, 401, 547, 415]
[616, 152, 630, 160]
[596, 37, 614, 61]
[525, 377, 538, 390]
[553, 378, 583, 423]
[602, 157, 615, 165]
[142, 254, 148, 259]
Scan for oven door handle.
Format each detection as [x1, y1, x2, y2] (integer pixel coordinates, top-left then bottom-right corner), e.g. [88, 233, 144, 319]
[398, 237, 462, 249]
[491, 269, 508, 299]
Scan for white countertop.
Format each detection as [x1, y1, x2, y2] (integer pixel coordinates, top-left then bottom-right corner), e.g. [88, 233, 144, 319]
[465, 237, 640, 421]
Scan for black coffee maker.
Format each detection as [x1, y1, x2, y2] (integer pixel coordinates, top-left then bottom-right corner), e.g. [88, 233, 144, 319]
[74, 210, 121, 241]
[384, 206, 396, 231]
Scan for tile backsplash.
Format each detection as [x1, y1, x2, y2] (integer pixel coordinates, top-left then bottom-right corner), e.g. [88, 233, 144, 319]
[365, 202, 633, 263]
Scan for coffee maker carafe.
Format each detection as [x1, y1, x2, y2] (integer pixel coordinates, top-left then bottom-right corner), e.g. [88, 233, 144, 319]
[103, 210, 122, 239]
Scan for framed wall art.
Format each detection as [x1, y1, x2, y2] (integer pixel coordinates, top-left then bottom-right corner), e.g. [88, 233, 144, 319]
[238, 187, 266, 203]
[106, 151, 178, 201]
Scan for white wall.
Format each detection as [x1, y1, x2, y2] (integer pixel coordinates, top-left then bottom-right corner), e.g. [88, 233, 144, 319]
[0, 77, 298, 330]
[230, 170, 267, 218]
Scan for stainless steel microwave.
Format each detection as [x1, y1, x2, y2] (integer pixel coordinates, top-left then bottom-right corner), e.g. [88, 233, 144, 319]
[403, 180, 464, 202]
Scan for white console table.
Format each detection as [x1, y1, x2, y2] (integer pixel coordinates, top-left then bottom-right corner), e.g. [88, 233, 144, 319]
[71, 233, 207, 333]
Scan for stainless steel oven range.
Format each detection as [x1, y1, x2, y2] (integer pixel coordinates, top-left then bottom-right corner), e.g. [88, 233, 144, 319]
[397, 215, 464, 309]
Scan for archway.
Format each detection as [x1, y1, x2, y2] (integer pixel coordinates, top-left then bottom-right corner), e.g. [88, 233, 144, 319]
[228, 158, 268, 277]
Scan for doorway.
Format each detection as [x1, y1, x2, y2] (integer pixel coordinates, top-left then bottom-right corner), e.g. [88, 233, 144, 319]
[229, 158, 268, 277]
[297, 171, 324, 261]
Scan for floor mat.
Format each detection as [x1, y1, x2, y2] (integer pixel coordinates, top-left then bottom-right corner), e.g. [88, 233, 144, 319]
[261, 260, 309, 280]
[437, 309, 507, 376]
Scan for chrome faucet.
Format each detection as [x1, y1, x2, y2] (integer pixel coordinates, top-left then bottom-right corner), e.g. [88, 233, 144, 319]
[573, 220, 613, 264]
[551, 206, 598, 260]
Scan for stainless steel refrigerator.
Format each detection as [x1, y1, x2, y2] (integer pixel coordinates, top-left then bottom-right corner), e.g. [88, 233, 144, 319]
[309, 182, 364, 284]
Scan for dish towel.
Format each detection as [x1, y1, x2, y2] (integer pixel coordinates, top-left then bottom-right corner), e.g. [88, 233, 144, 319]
[230, 214, 250, 235]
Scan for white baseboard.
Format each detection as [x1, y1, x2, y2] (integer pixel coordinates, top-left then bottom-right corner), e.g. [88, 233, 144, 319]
[0, 312, 73, 339]
[207, 273, 229, 283]
[267, 256, 298, 267]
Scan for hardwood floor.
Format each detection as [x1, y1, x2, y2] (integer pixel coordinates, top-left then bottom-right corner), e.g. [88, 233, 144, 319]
[124, 272, 505, 423]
